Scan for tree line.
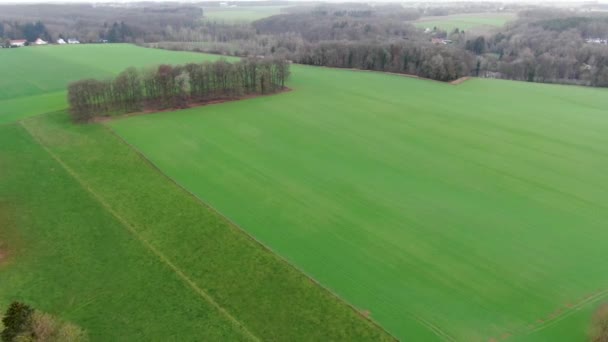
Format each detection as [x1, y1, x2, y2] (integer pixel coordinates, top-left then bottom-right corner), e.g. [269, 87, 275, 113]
[466, 11, 608, 87]
[68, 58, 290, 122]
[296, 41, 473, 81]
[0, 3, 202, 44]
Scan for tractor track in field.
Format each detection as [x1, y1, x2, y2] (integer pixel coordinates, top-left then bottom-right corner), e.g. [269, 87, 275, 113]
[527, 288, 608, 334]
[487, 287, 608, 341]
[411, 314, 456, 342]
[20, 120, 262, 342]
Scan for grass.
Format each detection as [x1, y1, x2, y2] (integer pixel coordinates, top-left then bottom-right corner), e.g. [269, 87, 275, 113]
[2, 43, 608, 341]
[0, 45, 393, 341]
[414, 12, 516, 32]
[0, 122, 247, 341]
[109, 65, 608, 341]
[0, 44, 224, 123]
[202, 6, 288, 23]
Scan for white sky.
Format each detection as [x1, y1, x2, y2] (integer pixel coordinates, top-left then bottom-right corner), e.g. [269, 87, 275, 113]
[0, 0, 605, 4]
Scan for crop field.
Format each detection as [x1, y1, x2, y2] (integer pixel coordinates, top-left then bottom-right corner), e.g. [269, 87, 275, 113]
[414, 12, 516, 32]
[0, 45, 392, 341]
[110, 66, 608, 340]
[2, 44, 608, 341]
[202, 6, 289, 22]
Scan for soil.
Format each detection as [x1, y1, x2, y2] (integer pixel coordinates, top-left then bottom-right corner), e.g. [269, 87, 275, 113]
[450, 77, 471, 85]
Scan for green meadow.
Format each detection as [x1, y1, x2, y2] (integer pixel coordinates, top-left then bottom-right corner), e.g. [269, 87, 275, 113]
[414, 12, 516, 32]
[0, 45, 392, 341]
[2, 44, 608, 341]
[111, 67, 608, 340]
[0, 45, 227, 124]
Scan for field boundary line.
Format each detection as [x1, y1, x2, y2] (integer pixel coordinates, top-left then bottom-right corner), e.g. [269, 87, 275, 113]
[411, 314, 456, 342]
[138, 43, 470, 86]
[526, 288, 608, 334]
[102, 124, 400, 341]
[19, 121, 261, 342]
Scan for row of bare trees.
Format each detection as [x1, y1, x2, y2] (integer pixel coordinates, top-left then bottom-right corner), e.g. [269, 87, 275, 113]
[296, 41, 474, 81]
[68, 58, 290, 122]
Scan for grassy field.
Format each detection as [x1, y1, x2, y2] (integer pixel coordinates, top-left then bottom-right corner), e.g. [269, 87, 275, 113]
[414, 12, 516, 32]
[110, 66, 608, 341]
[0, 44, 225, 124]
[202, 5, 288, 22]
[0, 45, 393, 341]
[2, 44, 608, 341]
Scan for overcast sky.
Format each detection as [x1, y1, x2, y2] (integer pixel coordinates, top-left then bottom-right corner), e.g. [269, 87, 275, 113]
[0, 0, 605, 3]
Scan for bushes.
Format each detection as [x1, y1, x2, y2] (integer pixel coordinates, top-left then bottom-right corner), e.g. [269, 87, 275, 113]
[1, 302, 87, 342]
[591, 303, 608, 342]
[68, 58, 290, 122]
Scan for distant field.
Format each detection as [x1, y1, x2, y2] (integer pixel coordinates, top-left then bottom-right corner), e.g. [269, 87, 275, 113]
[202, 6, 288, 22]
[0, 45, 393, 341]
[111, 65, 608, 341]
[414, 12, 516, 32]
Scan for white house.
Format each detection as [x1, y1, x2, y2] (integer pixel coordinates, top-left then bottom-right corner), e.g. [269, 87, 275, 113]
[34, 38, 48, 45]
[9, 39, 27, 47]
[57, 38, 66, 44]
[586, 38, 608, 44]
[67, 38, 80, 44]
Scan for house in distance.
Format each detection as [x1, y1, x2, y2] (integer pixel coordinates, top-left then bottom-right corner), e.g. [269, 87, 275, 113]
[9, 39, 27, 47]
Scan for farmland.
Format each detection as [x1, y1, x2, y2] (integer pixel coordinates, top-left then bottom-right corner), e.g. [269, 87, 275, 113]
[202, 5, 289, 22]
[414, 12, 516, 32]
[0, 45, 392, 341]
[110, 66, 608, 340]
[2, 44, 608, 341]
[0, 45, 228, 124]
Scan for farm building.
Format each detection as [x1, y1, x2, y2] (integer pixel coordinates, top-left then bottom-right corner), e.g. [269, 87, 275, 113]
[67, 39, 80, 44]
[431, 38, 453, 45]
[57, 38, 66, 44]
[9, 39, 27, 47]
[34, 38, 48, 45]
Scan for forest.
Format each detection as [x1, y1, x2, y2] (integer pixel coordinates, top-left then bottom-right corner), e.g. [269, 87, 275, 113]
[1, 2, 608, 85]
[67, 58, 290, 122]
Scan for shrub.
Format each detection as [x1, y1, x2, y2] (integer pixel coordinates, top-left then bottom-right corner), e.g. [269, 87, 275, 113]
[590, 303, 608, 342]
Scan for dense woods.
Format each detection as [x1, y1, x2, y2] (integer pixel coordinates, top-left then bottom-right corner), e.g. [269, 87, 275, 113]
[468, 12, 608, 86]
[296, 41, 473, 81]
[0, 3, 202, 43]
[2, 1, 608, 86]
[68, 58, 289, 122]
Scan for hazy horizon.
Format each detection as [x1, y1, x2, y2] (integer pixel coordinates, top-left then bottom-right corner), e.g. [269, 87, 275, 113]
[0, 0, 606, 4]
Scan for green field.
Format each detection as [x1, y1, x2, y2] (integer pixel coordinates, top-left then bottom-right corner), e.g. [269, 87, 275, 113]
[414, 12, 516, 32]
[2, 44, 608, 341]
[202, 6, 288, 22]
[110, 66, 608, 340]
[0, 44, 228, 124]
[0, 45, 392, 341]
